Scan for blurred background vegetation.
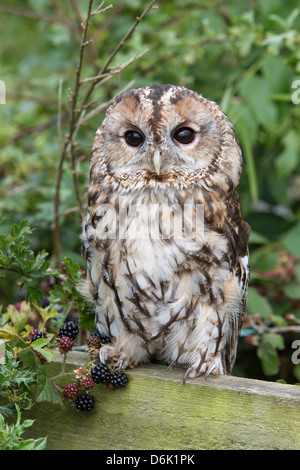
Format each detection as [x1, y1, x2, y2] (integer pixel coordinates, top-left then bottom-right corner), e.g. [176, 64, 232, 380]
[1, 0, 300, 383]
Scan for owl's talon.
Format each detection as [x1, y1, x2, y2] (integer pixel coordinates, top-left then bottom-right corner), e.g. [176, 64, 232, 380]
[99, 344, 114, 364]
[183, 358, 222, 383]
[118, 355, 126, 371]
[183, 366, 194, 385]
[205, 363, 217, 378]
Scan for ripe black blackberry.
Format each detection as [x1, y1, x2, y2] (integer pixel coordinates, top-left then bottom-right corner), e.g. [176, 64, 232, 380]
[58, 321, 79, 340]
[98, 333, 111, 345]
[31, 331, 47, 342]
[91, 363, 111, 384]
[75, 393, 95, 411]
[110, 370, 129, 388]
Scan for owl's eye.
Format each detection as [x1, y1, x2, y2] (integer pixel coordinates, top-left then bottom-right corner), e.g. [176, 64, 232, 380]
[173, 127, 195, 145]
[124, 130, 144, 147]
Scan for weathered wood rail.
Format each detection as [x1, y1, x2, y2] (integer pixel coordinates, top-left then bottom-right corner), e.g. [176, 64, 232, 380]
[20, 349, 300, 450]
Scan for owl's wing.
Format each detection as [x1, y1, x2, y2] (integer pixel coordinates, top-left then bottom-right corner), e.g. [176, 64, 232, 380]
[224, 207, 250, 374]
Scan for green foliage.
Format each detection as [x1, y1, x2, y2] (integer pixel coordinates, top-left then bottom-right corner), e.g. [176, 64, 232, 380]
[48, 257, 94, 331]
[0, 344, 37, 413]
[0, 0, 300, 386]
[0, 406, 47, 450]
[0, 219, 59, 306]
[0, 303, 73, 450]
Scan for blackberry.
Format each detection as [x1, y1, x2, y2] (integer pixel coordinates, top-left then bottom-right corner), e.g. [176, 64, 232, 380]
[80, 376, 95, 391]
[87, 332, 111, 349]
[58, 321, 79, 340]
[75, 393, 95, 411]
[91, 363, 111, 384]
[110, 370, 128, 388]
[98, 333, 111, 345]
[31, 331, 47, 342]
[86, 333, 101, 350]
[63, 383, 79, 399]
[58, 336, 74, 353]
[28, 329, 38, 341]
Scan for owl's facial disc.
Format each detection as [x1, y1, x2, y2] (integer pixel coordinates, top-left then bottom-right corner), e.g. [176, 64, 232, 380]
[93, 84, 242, 189]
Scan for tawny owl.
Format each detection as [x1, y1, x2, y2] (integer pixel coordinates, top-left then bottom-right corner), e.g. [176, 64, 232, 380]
[81, 84, 250, 381]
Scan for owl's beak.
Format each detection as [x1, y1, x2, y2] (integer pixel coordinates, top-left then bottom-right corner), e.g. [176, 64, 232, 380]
[153, 150, 162, 175]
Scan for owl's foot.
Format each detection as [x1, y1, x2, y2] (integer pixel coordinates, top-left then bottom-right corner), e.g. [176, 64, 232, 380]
[99, 346, 130, 370]
[183, 357, 223, 384]
[99, 344, 115, 364]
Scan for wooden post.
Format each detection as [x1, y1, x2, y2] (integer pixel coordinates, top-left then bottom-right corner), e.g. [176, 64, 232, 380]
[21, 349, 300, 450]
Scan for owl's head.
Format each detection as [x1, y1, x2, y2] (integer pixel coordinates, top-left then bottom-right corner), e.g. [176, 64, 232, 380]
[90, 84, 242, 193]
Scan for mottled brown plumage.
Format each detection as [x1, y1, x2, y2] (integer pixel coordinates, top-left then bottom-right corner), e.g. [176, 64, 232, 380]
[81, 84, 250, 380]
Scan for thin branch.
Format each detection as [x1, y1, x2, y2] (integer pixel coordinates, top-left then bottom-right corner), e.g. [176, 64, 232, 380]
[91, 3, 113, 16]
[80, 49, 148, 86]
[68, 0, 94, 221]
[250, 319, 300, 336]
[57, 78, 63, 150]
[92, 0, 126, 44]
[57, 204, 88, 217]
[53, 0, 94, 267]
[81, 79, 135, 124]
[81, 0, 157, 108]
[53, 139, 68, 267]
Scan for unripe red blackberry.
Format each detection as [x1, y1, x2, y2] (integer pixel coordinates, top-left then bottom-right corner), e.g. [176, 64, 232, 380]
[110, 370, 128, 388]
[87, 332, 111, 349]
[58, 336, 74, 353]
[63, 383, 79, 399]
[86, 333, 101, 349]
[80, 376, 95, 391]
[58, 321, 79, 340]
[75, 393, 95, 411]
[28, 329, 39, 341]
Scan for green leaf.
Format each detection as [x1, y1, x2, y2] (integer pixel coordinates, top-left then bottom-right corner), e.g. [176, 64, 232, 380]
[246, 287, 273, 318]
[249, 231, 269, 245]
[13, 437, 47, 450]
[283, 223, 300, 258]
[18, 348, 39, 369]
[36, 365, 63, 406]
[257, 341, 280, 376]
[236, 117, 258, 202]
[284, 283, 300, 300]
[6, 305, 29, 334]
[63, 256, 81, 279]
[262, 333, 285, 350]
[238, 76, 278, 130]
[33, 304, 59, 325]
[275, 131, 299, 178]
[293, 364, 300, 382]
[0, 325, 20, 340]
[0, 403, 16, 418]
[31, 338, 54, 363]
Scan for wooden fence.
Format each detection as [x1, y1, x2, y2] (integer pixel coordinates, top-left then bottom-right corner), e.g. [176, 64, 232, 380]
[21, 349, 300, 450]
